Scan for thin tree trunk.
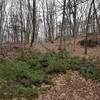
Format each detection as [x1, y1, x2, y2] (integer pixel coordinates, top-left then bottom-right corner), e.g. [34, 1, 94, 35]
[59, 0, 66, 50]
[30, 0, 36, 47]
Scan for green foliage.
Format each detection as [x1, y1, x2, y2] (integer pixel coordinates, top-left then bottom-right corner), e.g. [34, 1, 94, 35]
[29, 70, 52, 85]
[16, 85, 38, 100]
[17, 51, 100, 81]
[0, 51, 100, 99]
[79, 39, 98, 47]
[17, 51, 42, 67]
[0, 57, 52, 99]
[64, 57, 100, 80]
[47, 57, 66, 73]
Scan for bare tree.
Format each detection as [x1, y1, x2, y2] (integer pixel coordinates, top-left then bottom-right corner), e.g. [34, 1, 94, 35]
[30, 0, 36, 47]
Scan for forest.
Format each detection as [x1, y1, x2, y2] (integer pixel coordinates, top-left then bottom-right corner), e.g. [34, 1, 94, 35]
[0, 0, 100, 100]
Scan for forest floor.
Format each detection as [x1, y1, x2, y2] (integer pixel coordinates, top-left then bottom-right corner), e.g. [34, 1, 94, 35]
[32, 35, 100, 59]
[0, 35, 100, 100]
[1, 34, 100, 59]
[38, 35, 100, 100]
[38, 71, 100, 100]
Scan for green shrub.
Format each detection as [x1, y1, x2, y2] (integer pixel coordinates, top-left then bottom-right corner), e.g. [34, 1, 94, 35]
[17, 52, 41, 67]
[29, 70, 52, 85]
[64, 57, 100, 80]
[47, 57, 66, 73]
[0, 51, 100, 100]
[16, 85, 38, 100]
[0, 58, 52, 99]
[79, 39, 98, 47]
[17, 51, 100, 81]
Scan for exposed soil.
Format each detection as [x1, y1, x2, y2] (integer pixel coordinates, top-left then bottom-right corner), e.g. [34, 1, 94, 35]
[38, 71, 100, 100]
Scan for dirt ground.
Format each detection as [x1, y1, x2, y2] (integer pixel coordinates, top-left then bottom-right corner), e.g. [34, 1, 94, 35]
[38, 71, 100, 100]
[1, 35, 100, 59]
[31, 38, 100, 59]
[0, 36, 100, 100]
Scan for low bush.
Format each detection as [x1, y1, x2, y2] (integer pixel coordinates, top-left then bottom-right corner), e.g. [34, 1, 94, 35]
[79, 39, 99, 47]
[16, 85, 39, 100]
[0, 51, 100, 99]
[47, 60, 66, 74]
[0, 57, 52, 100]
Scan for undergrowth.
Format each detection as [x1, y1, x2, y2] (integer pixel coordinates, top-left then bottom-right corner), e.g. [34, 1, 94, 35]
[0, 50, 100, 100]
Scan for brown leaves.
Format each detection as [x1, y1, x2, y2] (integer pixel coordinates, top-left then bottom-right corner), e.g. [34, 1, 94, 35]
[38, 71, 100, 100]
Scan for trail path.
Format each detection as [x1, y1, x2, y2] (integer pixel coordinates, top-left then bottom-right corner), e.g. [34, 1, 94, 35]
[38, 71, 100, 100]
